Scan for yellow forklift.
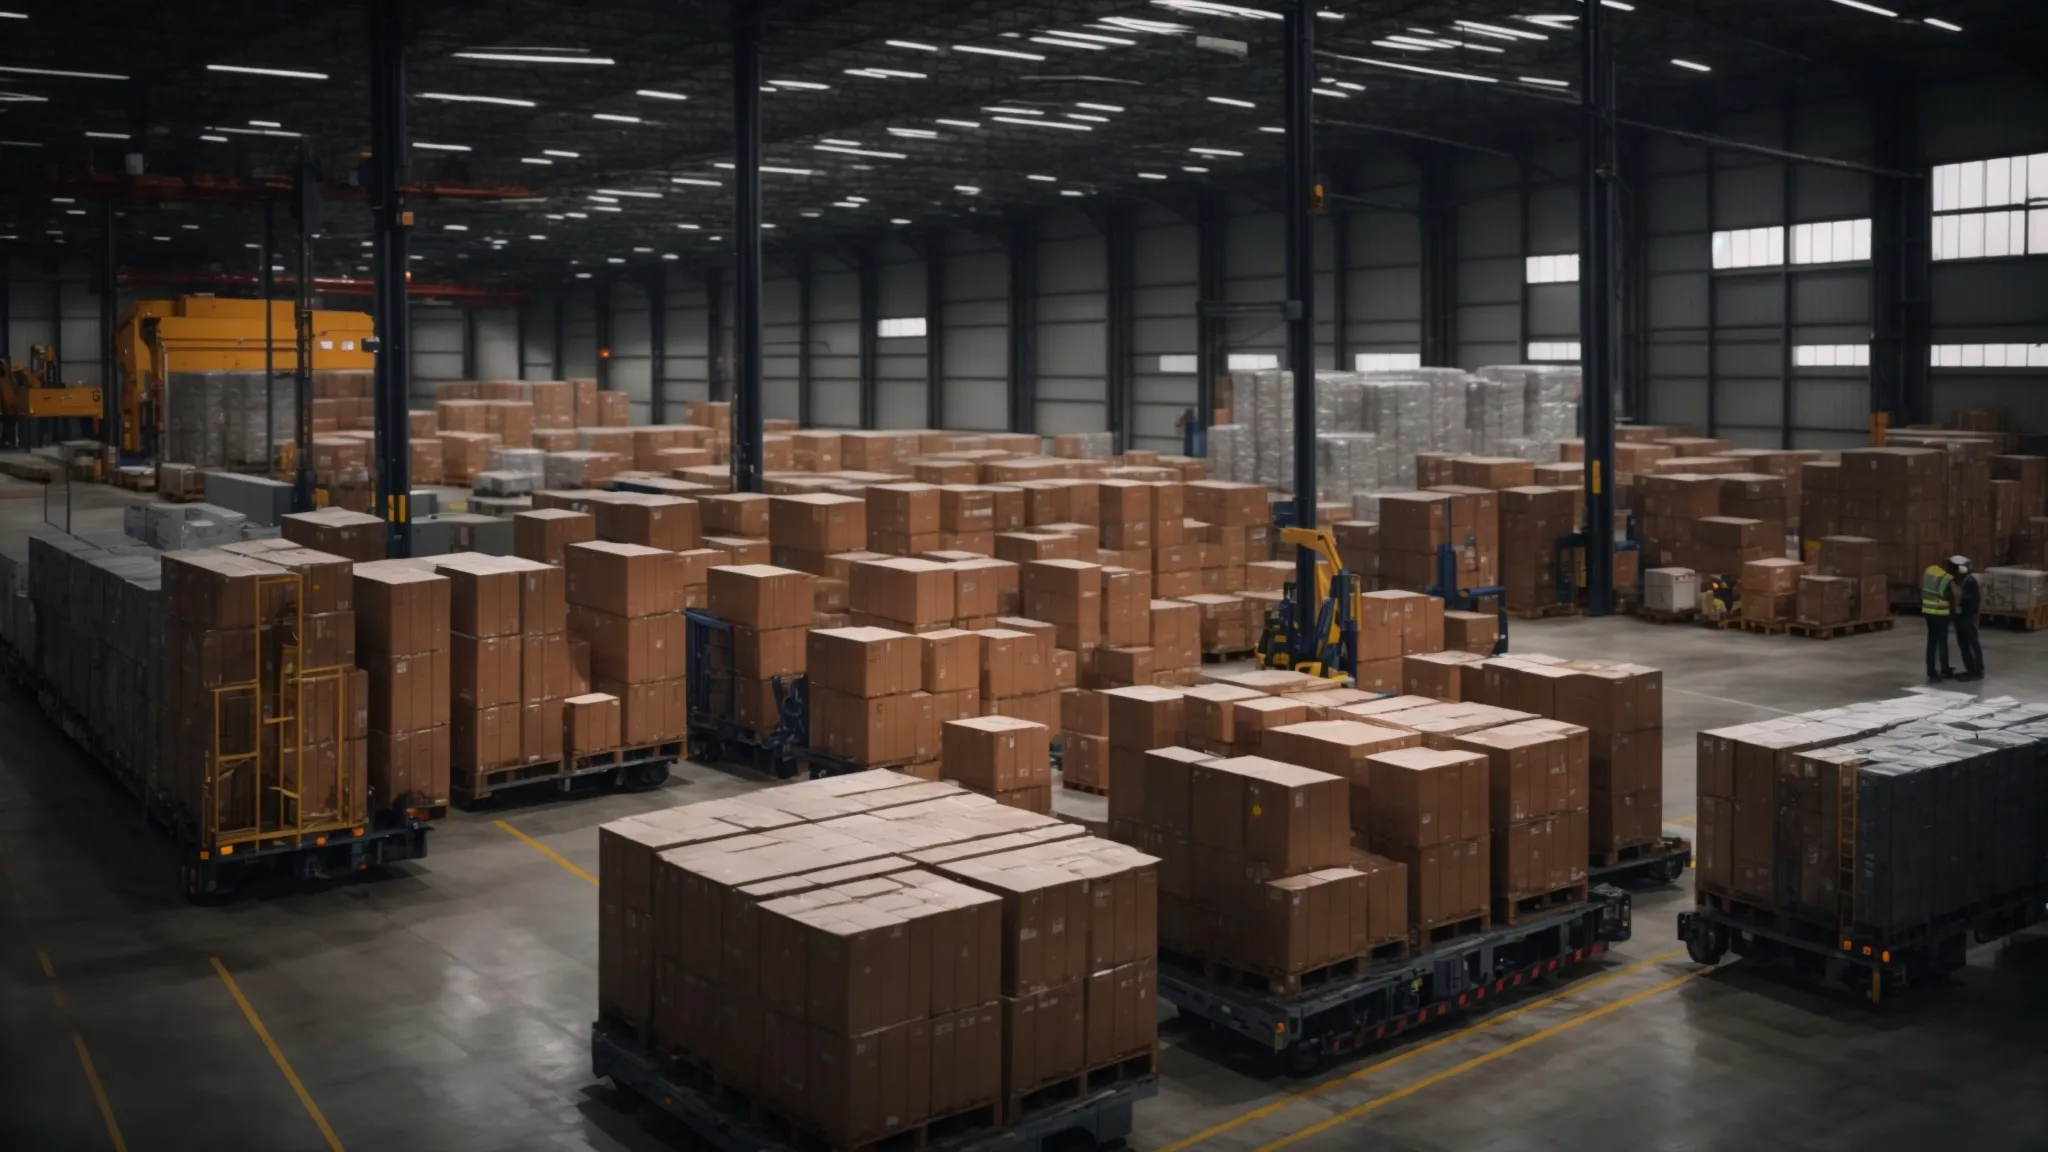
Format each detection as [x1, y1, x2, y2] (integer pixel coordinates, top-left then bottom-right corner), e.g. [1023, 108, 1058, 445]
[0, 345, 105, 448]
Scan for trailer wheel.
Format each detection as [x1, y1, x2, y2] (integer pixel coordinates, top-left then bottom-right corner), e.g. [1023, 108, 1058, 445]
[620, 761, 671, 791]
[1282, 1043, 1324, 1077]
[1658, 856, 1688, 885]
[1685, 918, 1727, 966]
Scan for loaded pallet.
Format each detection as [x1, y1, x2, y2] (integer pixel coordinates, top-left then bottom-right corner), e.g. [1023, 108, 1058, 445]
[450, 742, 679, 808]
[1160, 884, 1632, 1073]
[590, 1022, 1157, 1152]
[1980, 605, 2048, 631]
[1786, 617, 1894, 640]
[1588, 835, 1692, 887]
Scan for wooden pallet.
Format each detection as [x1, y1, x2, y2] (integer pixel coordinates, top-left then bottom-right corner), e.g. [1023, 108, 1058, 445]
[1201, 649, 1257, 664]
[1415, 910, 1491, 948]
[1787, 616, 1895, 640]
[1592, 839, 1669, 869]
[1059, 778, 1107, 796]
[1002, 1048, 1156, 1125]
[1505, 603, 1578, 620]
[1167, 948, 1373, 997]
[1492, 880, 1590, 926]
[1982, 605, 2048, 632]
[1633, 607, 1698, 625]
[1715, 616, 1787, 634]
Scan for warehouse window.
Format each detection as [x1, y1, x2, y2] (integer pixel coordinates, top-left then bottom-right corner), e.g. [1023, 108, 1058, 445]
[1931, 343, 2048, 367]
[1931, 153, 2048, 260]
[876, 316, 927, 338]
[1794, 344, 1871, 367]
[1354, 351, 1422, 371]
[1524, 253, 1579, 283]
[1790, 218, 1873, 265]
[1157, 354, 1198, 373]
[1527, 341, 1581, 361]
[1227, 352, 1280, 370]
[1711, 225, 1785, 269]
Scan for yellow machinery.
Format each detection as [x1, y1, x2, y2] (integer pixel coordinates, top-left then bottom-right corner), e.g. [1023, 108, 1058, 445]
[1256, 526, 1357, 681]
[116, 296, 375, 456]
[1, 344, 105, 440]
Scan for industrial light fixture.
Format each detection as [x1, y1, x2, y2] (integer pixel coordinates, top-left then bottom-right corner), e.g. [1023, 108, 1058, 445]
[833, 200, 862, 208]
[845, 68, 927, 80]
[249, 120, 282, 128]
[84, 131, 130, 139]
[845, 195, 867, 203]
[814, 144, 907, 158]
[1326, 53, 1499, 83]
[414, 141, 472, 151]
[769, 79, 831, 89]
[588, 194, 619, 203]
[1183, 165, 1209, 172]
[207, 64, 325, 80]
[1453, 19, 1544, 40]
[1207, 96, 1255, 108]
[1333, 80, 1365, 91]
[985, 106, 1041, 115]
[2, 140, 43, 149]
[1076, 102, 1125, 112]
[822, 138, 861, 146]
[953, 44, 1045, 61]
[575, 272, 592, 279]
[662, 253, 679, 260]
[201, 134, 229, 142]
[1258, 126, 1284, 134]
[1313, 88, 1348, 97]
[521, 157, 553, 164]
[1027, 174, 1057, 182]
[1671, 58, 1711, 72]
[421, 92, 535, 106]
[1068, 113, 1109, 122]
[0, 91, 46, 102]
[594, 205, 622, 212]
[1190, 147, 1242, 156]
[1152, 0, 1281, 19]
[672, 177, 721, 186]
[1923, 16, 1962, 30]
[636, 89, 689, 100]
[181, 223, 198, 230]
[0, 65, 129, 79]
[887, 127, 939, 138]
[633, 246, 653, 253]
[992, 115, 1091, 130]
[1520, 75, 1569, 88]
[934, 119, 981, 129]
[800, 210, 822, 218]
[444, 224, 469, 231]
[1060, 189, 1085, 197]
[1137, 172, 1167, 180]
[955, 185, 981, 195]
[1827, 0, 1898, 15]
[454, 51, 614, 65]
[710, 162, 816, 175]
[1042, 30, 1136, 46]
[0, 11, 26, 16]
[1032, 36, 1106, 50]
[887, 39, 939, 51]
[676, 222, 702, 229]
[209, 125, 303, 137]
[1098, 15, 1187, 33]
[892, 217, 912, 225]
[593, 113, 642, 123]
[565, 211, 588, 218]
[546, 214, 565, 220]
[597, 188, 663, 198]
[607, 257, 625, 264]
[544, 149, 580, 158]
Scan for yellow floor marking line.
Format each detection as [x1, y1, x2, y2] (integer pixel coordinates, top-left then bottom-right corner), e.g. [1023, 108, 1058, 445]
[71, 1033, 129, 1152]
[1254, 968, 1712, 1152]
[495, 819, 598, 886]
[212, 956, 347, 1152]
[1150, 948, 1689, 1152]
[6, 850, 126, 1151]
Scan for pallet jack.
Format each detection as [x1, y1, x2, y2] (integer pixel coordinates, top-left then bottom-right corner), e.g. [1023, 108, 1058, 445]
[1425, 542, 1510, 657]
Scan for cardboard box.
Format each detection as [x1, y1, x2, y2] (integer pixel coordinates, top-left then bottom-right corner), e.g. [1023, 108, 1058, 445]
[809, 627, 923, 697]
[852, 558, 957, 628]
[1364, 746, 1490, 848]
[708, 564, 814, 630]
[566, 542, 682, 618]
[978, 629, 1052, 699]
[772, 493, 868, 554]
[567, 692, 622, 755]
[942, 716, 1052, 794]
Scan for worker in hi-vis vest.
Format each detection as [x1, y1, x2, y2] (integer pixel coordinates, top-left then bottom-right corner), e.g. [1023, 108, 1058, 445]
[1921, 558, 1959, 683]
[1952, 555, 1984, 682]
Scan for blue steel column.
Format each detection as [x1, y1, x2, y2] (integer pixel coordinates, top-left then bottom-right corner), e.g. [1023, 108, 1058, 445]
[730, 0, 764, 493]
[1284, 0, 1319, 639]
[368, 0, 411, 552]
[1579, 0, 1617, 614]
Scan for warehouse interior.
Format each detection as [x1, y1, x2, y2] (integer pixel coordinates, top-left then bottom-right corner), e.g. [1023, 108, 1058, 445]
[5, 1, 2048, 1151]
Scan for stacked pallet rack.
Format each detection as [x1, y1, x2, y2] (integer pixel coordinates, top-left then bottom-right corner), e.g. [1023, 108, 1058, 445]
[1162, 884, 1633, 1074]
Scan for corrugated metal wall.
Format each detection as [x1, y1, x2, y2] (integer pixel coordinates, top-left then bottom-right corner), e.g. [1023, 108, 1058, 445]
[1454, 154, 1523, 368]
[1351, 158, 1425, 363]
[410, 303, 464, 406]
[1035, 211, 1107, 435]
[877, 242, 928, 429]
[1132, 202, 1197, 452]
[762, 269, 802, 421]
[941, 230, 1008, 431]
[810, 253, 861, 428]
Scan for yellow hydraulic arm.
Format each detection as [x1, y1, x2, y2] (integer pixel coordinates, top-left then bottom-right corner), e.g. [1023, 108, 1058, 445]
[1257, 526, 1357, 681]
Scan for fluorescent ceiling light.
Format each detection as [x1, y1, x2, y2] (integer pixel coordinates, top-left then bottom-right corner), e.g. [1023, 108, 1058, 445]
[0, 10, 25, 16]
[546, 214, 565, 220]
[421, 92, 535, 106]
[1045, 30, 1137, 46]
[207, 64, 325, 80]
[1454, 19, 1544, 40]
[1314, 87, 1348, 98]
[1032, 37, 1106, 50]
[993, 115, 1090, 130]
[1076, 102, 1125, 112]
[565, 211, 588, 218]
[1924, 17, 1962, 30]
[672, 176, 721, 186]
[1190, 146, 1242, 156]
[594, 206, 622, 212]
[1334, 80, 1365, 91]
[444, 224, 468, 231]
[151, 235, 170, 241]
[1324, 53, 1499, 83]
[0, 65, 126, 80]
[1259, 125, 1284, 133]
[846, 68, 927, 79]
[633, 246, 653, 253]
[1137, 172, 1167, 180]
[822, 138, 861, 146]
[1671, 58, 1711, 72]
[662, 253, 678, 260]
[1207, 96, 1255, 108]
[955, 185, 981, 195]
[1068, 113, 1109, 122]
[846, 195, 867, 203]
[1827, 0, 1897, 15]
[0, 139, 39, 148]
[814, 144, 907, 159]
[52, 196, 73, 202]
[201, 134, 229, 142]
[529, 234, 547, 240]
[0, 91, 46, 102]
[414, 141, 471, 151]
[887, 127, 939, 138]
[576, 272, 592, 279]
[935, 119, 981, 129]
[1028, 174, 1057, 182]
[1520, 76, 1569, 88]
[1183, 165, 1209, 173]
[544, 149, 580, 158]
[636, 89, 689, 100]
[833, 200, 862, 208]
[588, 195, 619, 203]
[85, 131, 130, 139]
[953, 45, 1045, 61]
[181, 223, 198, 230]
[676, 222, 701, 229]
[709, 162, 816, 175]
[1152, 0, 1280, 19]
[1060, 190, 1084, 197]
[521, 157, 553, 164]
[597, 188, 662, 198]
[886, 39, 939, 51]
[769, 79, 831, 89]
[65, 209, 85, 215]
[454, 52, 614, 65]
[593, 113, 642, 123]
[608, 257, 624, 264]
[800, 210, 822, 218]
[1099, 16, 1188, 33]
[250, 120, 281, 127]
[206, 125, 301, 137]
[985, 106, 1041, 115]
[1380, 35, 1442, 49]
[892, 218, 911, 225]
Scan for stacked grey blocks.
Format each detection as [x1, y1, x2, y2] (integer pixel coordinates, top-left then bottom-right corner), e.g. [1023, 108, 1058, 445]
[203, 471, 294, 526]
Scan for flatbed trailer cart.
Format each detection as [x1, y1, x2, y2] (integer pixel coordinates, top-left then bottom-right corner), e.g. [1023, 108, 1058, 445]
[450, 743, 679, 809]
[1678, 881, 2048, 1004]
[1589, 835, 1692, 888]
[590, 1022, 1156, 1152]
[1162, 884, 1633, 1073]
[1, 636, 431, 899]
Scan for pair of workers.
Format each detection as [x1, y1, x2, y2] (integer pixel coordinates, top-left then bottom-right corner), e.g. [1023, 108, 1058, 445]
[1922, 556, 1984, 684]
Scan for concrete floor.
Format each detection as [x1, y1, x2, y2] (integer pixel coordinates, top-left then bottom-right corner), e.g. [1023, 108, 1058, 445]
[4, 478, 2046, 1151]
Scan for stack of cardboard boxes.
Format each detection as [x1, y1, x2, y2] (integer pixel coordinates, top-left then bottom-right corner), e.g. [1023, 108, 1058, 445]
[1452, 721, 1589, 916]
[1835, 448, 1949, 603]
[705, 564, 813, 737]
[1497, 486, 1578, 616]
[1797, 535, 1889, 627]
[438, 553, 567, 785]
[807, 626, 931, 771]
[570, 543, 688, 749]
[355, 559, 452, 811]
[771, 493, 868, 578]
[1739, 558, 1809, 625]
[942, 715, 1054, 813]
[978, 625, 1058, 731]
[281, 507, 387, 563]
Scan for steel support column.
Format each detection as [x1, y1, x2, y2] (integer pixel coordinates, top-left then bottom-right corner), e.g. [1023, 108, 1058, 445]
[706, 266, 727, 403]
[647, 271, 668, 424]
[99, 200, 118, 447]
[1579, 0, 1618, 615]
[1105, 205, 1136, 452]
[1870, 82, 1928, 425]
[925, 233, 946, 430]
[515, 297, 528, 380]
[1421, 147, 1457, 367]
[462, 307, 478, 381]
[1331, 201, 1351, 373]
[368, 0, 411, 552]
[594, 277, 613, 391]
[262, 201, 276, 463]
[293, 151, 322, 517]
[1779, 104, 1796, 450]
[796, 252, 813, 428]
[1284, 0, 1318, 634]
[1006, 218, 1037, 435]
[1194, 191, 1224, 439]
[553, 292, 567, 379]
[1622, 138, 1649, 421]
[1704, 142, 1719, 436]
[857, 242, 878, 430]
[730, 0, 763, 492]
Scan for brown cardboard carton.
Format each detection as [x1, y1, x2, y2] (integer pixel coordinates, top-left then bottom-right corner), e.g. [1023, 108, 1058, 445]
[1260, 719, 1421, 826]
[809, 627, 922, 697]
[353, 563, 452, 658]
[567, 693, 622, 754]
[1364, 746, 1490, 848]
[565, 542, 681, 618]
[771, 493, 869, 554]
[978, 629, 1051, 699]
[733, 625, 809, 679]
[1101, 684, 1185, 751]
[852, 557, 957, 627]
[567, 606, 688, 683]
[708, 564, 814, 629]
[595, 495, 702, 552]
[942, 716, 1052, 794]
[451, 633, 522, 707]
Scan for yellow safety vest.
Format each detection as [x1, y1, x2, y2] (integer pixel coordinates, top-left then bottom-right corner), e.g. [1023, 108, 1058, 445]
[1921, 566, 1952, 616]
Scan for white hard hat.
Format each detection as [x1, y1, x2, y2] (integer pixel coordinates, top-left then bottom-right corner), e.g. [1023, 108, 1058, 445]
[1949, 555, 1969, 568]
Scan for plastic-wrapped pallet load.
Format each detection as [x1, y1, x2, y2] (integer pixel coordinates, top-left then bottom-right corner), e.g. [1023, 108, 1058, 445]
[487, 445, 547, 481]
[1983, 566, 2048, 612]
[1316, 433, 1381, 506]
[1523, 365, 1582, 446]
[223, 372, 297, 467]
[1207, 424, 1247, 483]
[1358, 376, 1432, 487]
[1466, 371, 1528, 455]
[165, 372, 229, 467]
[474, 470, 536, 497]
[1249, 369, 1294, 491]
[1315, 371, 1366, 433]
